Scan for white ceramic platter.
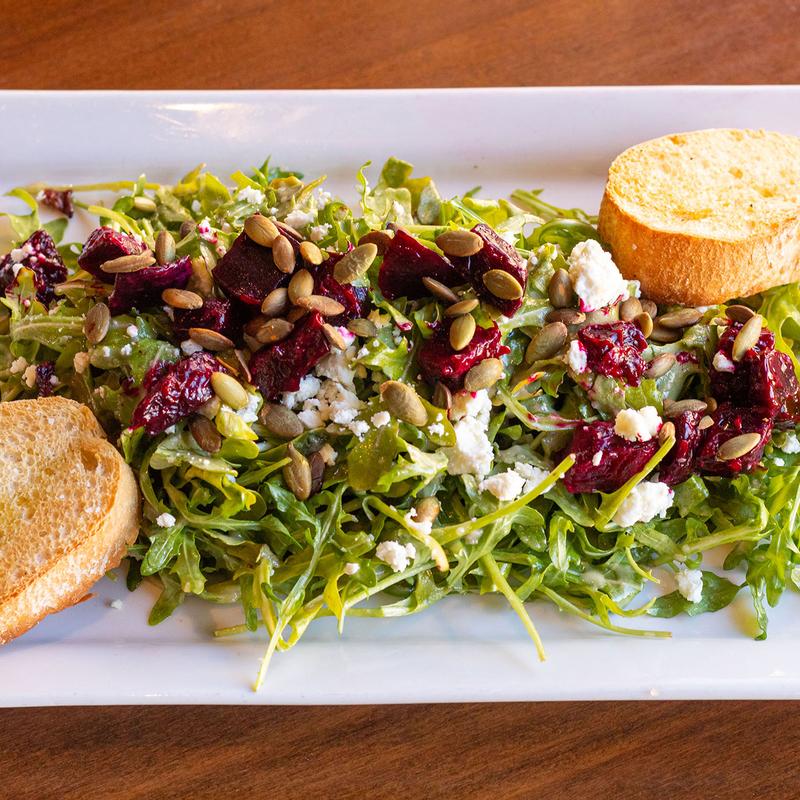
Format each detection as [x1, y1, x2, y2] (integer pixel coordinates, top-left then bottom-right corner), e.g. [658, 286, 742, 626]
[2, 87, 800, 705]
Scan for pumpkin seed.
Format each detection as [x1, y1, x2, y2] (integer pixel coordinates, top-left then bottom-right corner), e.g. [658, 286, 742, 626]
[211, 371, 248, 409]
[640, 299, 658, 318]
[347, 317, 378, 338]
[482, 269, 524, 300]
[179, 220, 196, 239]
[449, 314, 476, 351]
[261, 287, 289, 318]
[189, 327, 235, 351]
[259, 403, 304, 439]
[619, 297, 643, 322]
[649, 323, 680, 343]
[286, 306, 308, 324]
[414, 496, 441, 524]
[132, 195, 157, 213]
[272, 234, 296, 274]
[705, 397, 718, 413]
[234, 349, 252, 384]
[358, 229, 394, 255]
[658, 420, 676, 444]
[464, 358, 504, 391]
[584, 306, 620, 326]
[189, 415, 222, 453]
[299, 240, 323, 265]
[162, 288, 204, 310]
[657, 308, 703, 329]
[545, 307, 585, 326]
[155, 230, 176, 265]
[643, 352, 676, 379]
[634, 311, 654, 338]
[664, 398, 708, 416]
[435, 229, 483, 258]
[547, 269, 574, 309]
[255, 318, 294, 344]
[295, 294, 346, 317]
[422, 276, 459, 305]
[275, 220, 303, 239]
[288, 269, 314, 305]
[725, 304, 756, 324]
[333, 243, 378, 285]
[732, 314, 763, 362]
[698, 415, 715, 430]
[432, 382, 452, 412]
[525, 322, 568, 363]
[189, 255, 213, 297]
[380, 381, 428, 426]
[283, 443, 312, 501]
[244, 214, 279, 247]
[322, 323, 347, 350]
[84, 302, 110, 345]
[445, 298, 479, 318]
[100, 252, 155, 274]
[243, 333, 263, 353]
[196, 395, 221, 419]
[308, 450, 326, 496]
[717, 432, 762, 461]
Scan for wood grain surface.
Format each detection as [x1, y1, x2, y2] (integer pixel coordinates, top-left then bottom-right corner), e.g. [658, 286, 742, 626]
[2, 0, 800, 797]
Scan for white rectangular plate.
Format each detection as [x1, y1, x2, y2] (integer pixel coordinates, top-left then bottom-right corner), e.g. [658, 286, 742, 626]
[2, 87, 800, 706]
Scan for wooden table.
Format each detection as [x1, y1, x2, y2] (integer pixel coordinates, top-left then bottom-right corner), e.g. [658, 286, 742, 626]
[3, 1, 800, 797]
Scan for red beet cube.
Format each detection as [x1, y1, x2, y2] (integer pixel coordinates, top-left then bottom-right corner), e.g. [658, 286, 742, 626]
[78, 227, 144, 282]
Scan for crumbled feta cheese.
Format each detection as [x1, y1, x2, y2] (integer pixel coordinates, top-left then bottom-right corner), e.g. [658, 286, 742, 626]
[73, 352, 90, 374]
[316, 189, 332, 208]
[315, 346, 357, 387]
[404, 508, 433, 536]
[444, 389, 495, 477]
[281, 375, 322, 409]
[612, 481, 674, 527]
[11, 262, 24, 277]
[614, 406, 662, 442]
[156, 512, 177, 528]
[676, 567, 703, 603]
[293, 376, 365, 438]
[592, 451, 603, 466]
[567, 239, 629, 311]
[713, 351, 736, 373]
[181, 338, 204, 356]
[237, 185, 265, 205]
[343, 562, 360, 575]
[308, 223, 332, 243]
[479, 470, 526, 501]
[450, 389, 492, 427]
[191, 199, 201, 213]
[9, 356, 27, 374]
[120, 344, 132, 356]
[774, 456, 785, 467]
[297, 407, 325, 429]
[284, 208, 316, 230]
[349, 419, 370, 440]
[236, 391, 261, 424]
[9, 247, 27, 263]
[109, 599, 124, 610]
[371, 411, 391, 428]
[126, 324, 139, 338]
[376, 541, 416, 572]
[22, 364, 37, 388]
[566, 340, 588, 374]
[196, 218, 218, 243]
[49, 374, 58, 386]
[428, 422, 445, 437]
[779, 432, 800, 453]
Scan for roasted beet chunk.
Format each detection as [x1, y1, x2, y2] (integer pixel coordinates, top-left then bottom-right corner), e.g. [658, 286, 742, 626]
[249, 311, 331, 399]
[172, 298, 243, 341]
[378, 228, 463, 300]
[109, 255, 193, 315]
[449, 223, 528, 316]
[214, 231, 293, 305]
[78, 227, 144, 282]
[658, 411, 704, 486]
[313, 253, 369, 325]
[34, 361, 56, 397]
[417, 321, 510, 390]
[130, 352, 223, 436]
[578, 322, 648, 386]
[0, 230, 67, 303]
[39, 188, 74, 217]
[695, 403, 773, 477]
[562, 420, 658, 494]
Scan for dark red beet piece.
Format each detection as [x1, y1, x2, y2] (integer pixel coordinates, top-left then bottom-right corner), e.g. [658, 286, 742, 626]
[109, 255, 193, 315]
[0, 230, 67, 304]
[214, 232, 294, 306]
[378, 228, 463, 300]
[313, 252, 369, 325]
[172, 297, 243, 341]
[562, 420, 658, 494]
[417, 321, 510, 390]
[78, 227, 144, 282]
[658, 411, 704, 486]
[39, 188, 74, 217]
[449, 223, 528, 316]
[35, 361, 56, 397]
[577, 322, 648, 386]
[249, 311, 331, 399]
[130, 352, 223, 436]
[695, 403, 773, 477]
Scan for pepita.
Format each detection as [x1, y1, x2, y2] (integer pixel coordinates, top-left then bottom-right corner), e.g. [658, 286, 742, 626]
[179, 220, 197, 239]
[358, 229, 394, 255]
[445, 298, 479, 318]
[643, 352, 676, 379]
[272, 234, 296, 274]
[717, 432, 762, 461]
[299, 240, 323, 265]
[261, 287, 289, 318]
[132, 196, 157, 213]
[295, 294, 346, 317]
[255, 318, 294, 344]
[286, 306, 308, 324]
[322, 323, 347, 350]
[333, 243, 378, 285]
[210, 371, 249, 409]
[432, 382, 452, 412]
[347, 317, 378, 338]
[414, 496, 441, 524]
[658, 420, 676, 444]
[482, 269, 524, 300]
[649, 323, 680, 343]
[464, 358, 504, 391]
[547, 269, 574, 309]
[640, 299, 658, 318]
[244, 214, 279, 247]
[380, 380, 428, 426]
[100, 252, 155, 274]
[83, 302, 110, 345]
[698, 415, 714, 430]
[545, 307, 585, 326]
[196, 395, 221, 419]
[288, 269, 314, 305]
[435, 229, 483, 258]
[234, 349, 252, 384]
[449, 313, 476, 351]
[188, 327, 235, 351]
[188, 255, 213, 297]
[259, 403, 304, 439]
[664, 398, 708, 416]
[155, 230, 176, 265]
[705, 397, 718, 413]
[657, 308, 703, 329]
[725, 304, 756, 324]
[422, 276, 459, 305]
[732, 314, 763, 361]
[619, 296, 643, 322]
[189, 415, 222, 453]
[634, 311, 654, 338]
[308, 450, 326, 495]
[525, 322, 568, 363]
[162, 288, 204, 310]
[283, 443, 312, 501]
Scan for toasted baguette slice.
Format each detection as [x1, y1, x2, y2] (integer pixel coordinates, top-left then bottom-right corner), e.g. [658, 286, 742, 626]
[597, 128, 800, 305]
[0, 397, 139, 644]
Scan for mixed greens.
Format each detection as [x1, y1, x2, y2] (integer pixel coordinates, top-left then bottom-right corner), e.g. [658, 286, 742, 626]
[1, 157, 799, 690]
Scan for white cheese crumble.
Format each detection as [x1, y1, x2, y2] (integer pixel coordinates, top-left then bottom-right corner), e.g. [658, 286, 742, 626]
[316, 189, 333, 207]
[712, 351, 736, 373]
[180, 338, 204, 356]
[281, 374, 322, 409]
[120, 344, 133, 356]
[567, 239, 629, 312]
[428, 422, 445, 437]
[371, 411, 391, 428]
[22, 364, 37, 388]
[156, 512, 177, 528]
[443, 390, 494, 477]
[9, 247, 27, 263]
[343, 562, 360, 575]
[676, 567, 703, 603]
[566, 340, 588, 374]
[73, 352, 90, 374]
[284, 208, 316, 230]
[309, 223, 332, 243]
[480, 462, 551, 501]
[237, 185, 265, 205]
[779, 432, 800, 453]
[404, 508, 433, 536]
[126, 324, 139, 338]
[612, 481, 674, 527]
[9, 356, 27, 374]
[236, 391, 261, 424]
[614, 406, 662, 442]
[375, 541, 416, 572]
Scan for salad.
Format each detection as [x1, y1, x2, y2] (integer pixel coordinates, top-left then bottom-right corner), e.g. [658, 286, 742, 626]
[1, 158, 798, 689]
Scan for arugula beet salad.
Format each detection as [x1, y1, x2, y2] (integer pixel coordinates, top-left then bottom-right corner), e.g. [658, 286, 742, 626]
[1, 158, 799, 687]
